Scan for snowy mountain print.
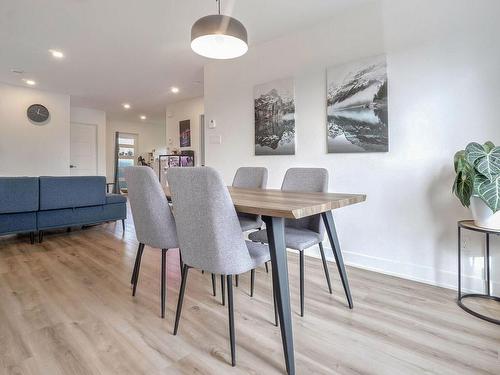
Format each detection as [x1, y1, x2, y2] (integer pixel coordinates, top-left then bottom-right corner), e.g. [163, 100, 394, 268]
[254, 78, 295, 155]
[327, 55, 388, 153]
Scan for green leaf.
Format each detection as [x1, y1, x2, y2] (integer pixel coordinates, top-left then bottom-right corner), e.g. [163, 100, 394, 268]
[483, 141, 496, 153]
[454, 150, 466, 173]
[465, 142, 500, 181]
[474, 174, 500, 213]
[465, 142, 486, 164]
[453, 170, 473, 207]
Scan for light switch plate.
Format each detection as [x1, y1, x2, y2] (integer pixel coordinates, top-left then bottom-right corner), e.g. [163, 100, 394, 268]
[209, 135, 222, 144]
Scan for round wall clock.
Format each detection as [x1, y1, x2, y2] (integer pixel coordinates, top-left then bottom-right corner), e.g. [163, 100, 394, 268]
[27, 104, 50, 123]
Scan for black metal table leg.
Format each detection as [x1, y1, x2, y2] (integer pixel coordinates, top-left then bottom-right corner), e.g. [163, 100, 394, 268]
[321, 211, 353, 309]
[263, 215, 295, 375]
[456, 221, 500, 325]
[486, 233, 490, 296]
[458, 227, 461, 300]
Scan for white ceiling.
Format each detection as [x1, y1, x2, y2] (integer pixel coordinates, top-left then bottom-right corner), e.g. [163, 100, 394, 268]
[0, 0, 371, 124]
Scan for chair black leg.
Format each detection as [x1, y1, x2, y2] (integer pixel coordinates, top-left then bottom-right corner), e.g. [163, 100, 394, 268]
[227, 275, 236, 367]
[173, 265, 189, 335]
[235, 274, 239, 287]
[30, 232, 35, 245]
[132, 244, 145, 297]
[211, 273, 217, 296]
[161, 248, 167, 319]
[179, 250, 183, 274]
[122, 219, 125, 232]
[201, 270, 204, 274]
[131, 243, 145, 284]
[67, 227, 71, 233]
[221, 274, 226, 306]
[38, 231, 44, 243]
[265, 261, 269, 273]
[250, 269, 255, 297]
[300, 250, 305, 317]
[318, 242, 332, 294]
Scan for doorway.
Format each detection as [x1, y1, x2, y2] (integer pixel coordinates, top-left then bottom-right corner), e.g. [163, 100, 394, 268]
[70, 122, 98, 176]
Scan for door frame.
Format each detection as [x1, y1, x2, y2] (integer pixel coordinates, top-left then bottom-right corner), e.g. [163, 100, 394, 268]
[70, 122, 98, 176]
[199, 114, 205, 166]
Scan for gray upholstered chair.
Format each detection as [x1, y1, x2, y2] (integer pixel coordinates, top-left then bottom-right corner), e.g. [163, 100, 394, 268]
[249, 168, 332, 317]
[232, 167, 268, 231]
[167, 167, 270, 367]
[231, 167, 269, 290]
[124, 166, 179, 319]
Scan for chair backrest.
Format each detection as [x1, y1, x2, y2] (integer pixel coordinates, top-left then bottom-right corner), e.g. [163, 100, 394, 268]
[167, 167, 254, 275]
[232, 167, 268, 189]
[281, 168, 328, 234]
[124, 166, 178, 249]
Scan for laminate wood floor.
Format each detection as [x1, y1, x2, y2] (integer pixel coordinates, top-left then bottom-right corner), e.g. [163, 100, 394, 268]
[0, 221, 499, 375]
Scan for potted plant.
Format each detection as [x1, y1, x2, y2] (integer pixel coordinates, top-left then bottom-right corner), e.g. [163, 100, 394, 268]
[453, 141, 500, 229]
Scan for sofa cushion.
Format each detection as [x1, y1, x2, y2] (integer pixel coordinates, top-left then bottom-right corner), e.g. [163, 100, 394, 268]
[0, 177, 39, 214]
[37, 203, 127, 230]
[0, 212, 37, 234]
[106, 194, 127, 204]
[39, 176, 106, 210]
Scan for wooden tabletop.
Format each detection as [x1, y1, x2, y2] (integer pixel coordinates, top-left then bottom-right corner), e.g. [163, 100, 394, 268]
[164, 186, 366, 219]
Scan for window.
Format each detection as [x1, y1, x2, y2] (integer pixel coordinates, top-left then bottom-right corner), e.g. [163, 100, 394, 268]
[116, 132, 138, 192]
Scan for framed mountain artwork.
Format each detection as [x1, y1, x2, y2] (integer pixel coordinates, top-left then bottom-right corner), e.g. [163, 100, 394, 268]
[327, 55, 388, 153]
[254, 78, 295, 155]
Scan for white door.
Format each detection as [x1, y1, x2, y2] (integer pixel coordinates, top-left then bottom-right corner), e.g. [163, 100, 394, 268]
[70, 122, 97, 176]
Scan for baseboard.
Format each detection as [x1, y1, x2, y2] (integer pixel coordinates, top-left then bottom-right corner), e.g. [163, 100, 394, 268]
[302, 245, 499, 294]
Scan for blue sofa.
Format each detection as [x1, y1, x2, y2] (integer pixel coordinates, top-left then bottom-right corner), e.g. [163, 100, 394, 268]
[0, 176, 127, 243]
[0, 177, 39, 244]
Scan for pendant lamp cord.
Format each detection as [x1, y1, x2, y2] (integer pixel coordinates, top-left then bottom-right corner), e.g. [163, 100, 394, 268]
[216, 0, 221, 15]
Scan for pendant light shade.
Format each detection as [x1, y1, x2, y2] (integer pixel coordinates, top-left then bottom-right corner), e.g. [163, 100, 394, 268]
[191, 5, 248, 59]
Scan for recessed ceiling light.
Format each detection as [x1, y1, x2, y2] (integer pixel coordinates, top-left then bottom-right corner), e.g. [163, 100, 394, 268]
[24, 79, 36, 86]
[122, 103, 131, 109]
[49, 49, 64, 59]
[171, 86, 180, 94]
[140, 115, 147, 120]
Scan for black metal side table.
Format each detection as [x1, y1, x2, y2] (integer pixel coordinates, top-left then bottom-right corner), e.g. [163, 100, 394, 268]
[457, 220, 500, 325]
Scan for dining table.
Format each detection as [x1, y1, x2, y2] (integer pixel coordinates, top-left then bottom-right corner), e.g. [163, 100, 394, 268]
[165, 185, 366, 375]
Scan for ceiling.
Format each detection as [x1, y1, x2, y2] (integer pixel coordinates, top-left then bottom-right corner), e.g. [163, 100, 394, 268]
[0, 0, 371, 124]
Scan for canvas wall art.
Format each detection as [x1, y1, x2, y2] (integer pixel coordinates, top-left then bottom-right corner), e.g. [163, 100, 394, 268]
[179, 119, 191, 147]
[254, 78, 295, 155]
[167, 155, 180, 168]
[327, 55, 388, 153]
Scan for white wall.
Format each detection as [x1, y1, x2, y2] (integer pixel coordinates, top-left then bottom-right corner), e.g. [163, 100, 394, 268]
[166, 97, 204, 165]
[106, 120, 166, 182]
[204, 0, 500, 291]
[0, 83, 70, 176]
[70, 106, 106, 176]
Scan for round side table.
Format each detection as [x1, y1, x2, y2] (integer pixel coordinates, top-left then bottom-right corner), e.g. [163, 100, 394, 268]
[457, 220, 500, 325]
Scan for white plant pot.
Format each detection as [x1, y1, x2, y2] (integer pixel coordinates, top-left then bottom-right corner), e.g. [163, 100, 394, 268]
[470, 196, 500, 230]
